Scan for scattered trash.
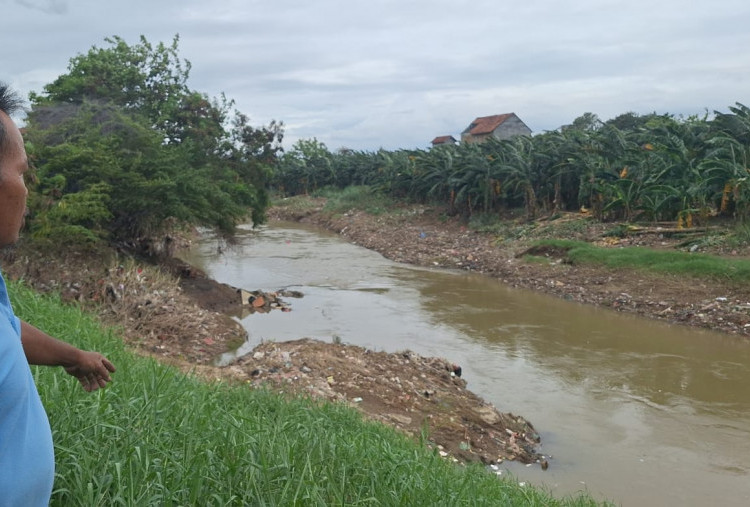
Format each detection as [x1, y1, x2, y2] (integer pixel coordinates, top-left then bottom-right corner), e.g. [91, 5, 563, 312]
[238, 288, 298, 313]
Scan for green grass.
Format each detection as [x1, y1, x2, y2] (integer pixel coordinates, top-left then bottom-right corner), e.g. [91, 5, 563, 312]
[270, 193, 323, 215]
[533, 239, 750, 283]
[9, 282, 607, 506]
[469, 213, 597, 245]
[317, 186, 396, 216]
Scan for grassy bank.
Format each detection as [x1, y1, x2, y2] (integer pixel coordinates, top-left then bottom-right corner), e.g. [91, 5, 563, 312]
[532, 239, 750, 284]
[10, 282, 607, 506]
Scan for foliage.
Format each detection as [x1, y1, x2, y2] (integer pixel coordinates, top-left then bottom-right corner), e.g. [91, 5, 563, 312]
[9, 282, 605, 506]
[28, 181, 112, 244]
[24, 35, 283, 250]
[271, 103, 750, 229]
[273, 138, 334, 195]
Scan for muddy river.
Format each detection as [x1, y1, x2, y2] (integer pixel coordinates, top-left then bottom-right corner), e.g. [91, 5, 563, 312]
[182, 221, 750, 506]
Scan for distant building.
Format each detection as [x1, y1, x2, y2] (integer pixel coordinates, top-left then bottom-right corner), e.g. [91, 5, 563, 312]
[430, 135, 458, 146]
[460, 113, 531, 144]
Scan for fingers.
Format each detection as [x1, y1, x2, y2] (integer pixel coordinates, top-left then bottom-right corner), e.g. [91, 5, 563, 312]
[79, 371, 109, 392]
[93, 364, 112, 383]
[85, 353, 115, 383]
[101, 356, 116, 374]
[78, 375, 96, 392]
[66, 350, 116, 392]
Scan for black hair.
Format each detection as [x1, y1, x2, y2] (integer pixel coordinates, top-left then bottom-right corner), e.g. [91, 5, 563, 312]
[0, 82, 25, 158]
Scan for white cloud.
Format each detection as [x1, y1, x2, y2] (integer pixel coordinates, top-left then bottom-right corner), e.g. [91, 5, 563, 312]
[13, 0, 67, 14]
[2, 0, 749, 150]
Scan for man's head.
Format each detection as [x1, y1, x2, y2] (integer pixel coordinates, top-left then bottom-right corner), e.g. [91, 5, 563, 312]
[0, 83, 29, 247]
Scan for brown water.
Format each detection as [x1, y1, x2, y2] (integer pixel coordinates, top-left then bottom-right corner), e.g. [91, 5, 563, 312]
[182, 222, 750, 506]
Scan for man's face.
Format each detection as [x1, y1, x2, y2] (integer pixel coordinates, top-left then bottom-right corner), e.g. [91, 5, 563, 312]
[0, 111, 29, 247]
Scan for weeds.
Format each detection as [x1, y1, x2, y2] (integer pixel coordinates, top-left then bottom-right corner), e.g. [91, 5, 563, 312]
[319, 186, 396, 216]
[727, 221, 750, 248]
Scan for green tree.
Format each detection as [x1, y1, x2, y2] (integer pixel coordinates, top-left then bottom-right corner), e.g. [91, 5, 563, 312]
[24, 36, 282, 250]
[276, 138, 334, 195]
[702, 103, 750, 220]
[32, 35, 192, 144]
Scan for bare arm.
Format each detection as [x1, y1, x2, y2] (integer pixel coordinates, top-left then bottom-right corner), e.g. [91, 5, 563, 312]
[21, 321, 116, 392]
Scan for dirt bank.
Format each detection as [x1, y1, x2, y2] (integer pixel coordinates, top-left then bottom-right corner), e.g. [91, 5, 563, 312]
[1, 236, 546, 467]
[269, 198, 750, 339]
[223, 338, 543, 465]
[6, 198, 748, 471]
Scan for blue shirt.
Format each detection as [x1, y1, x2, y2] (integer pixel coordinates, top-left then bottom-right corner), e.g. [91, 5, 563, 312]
[0, 270, 54, 506]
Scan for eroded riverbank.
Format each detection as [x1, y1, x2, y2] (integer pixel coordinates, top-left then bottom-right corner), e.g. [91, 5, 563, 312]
[269, 198, 750, 339]
[5, 198, 750, 499]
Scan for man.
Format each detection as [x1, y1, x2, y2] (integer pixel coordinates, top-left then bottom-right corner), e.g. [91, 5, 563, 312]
[0, 83, 116, 505]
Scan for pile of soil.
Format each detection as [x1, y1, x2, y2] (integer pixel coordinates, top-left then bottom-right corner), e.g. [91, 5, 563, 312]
[224, 338, 543, 465]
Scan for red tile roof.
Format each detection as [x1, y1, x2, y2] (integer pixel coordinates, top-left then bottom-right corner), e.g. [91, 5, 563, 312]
[431, 135, 457, 145]
[464, 113, 514, 135]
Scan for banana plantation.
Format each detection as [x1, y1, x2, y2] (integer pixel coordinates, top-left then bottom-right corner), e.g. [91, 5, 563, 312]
[274, 103, 750, 226]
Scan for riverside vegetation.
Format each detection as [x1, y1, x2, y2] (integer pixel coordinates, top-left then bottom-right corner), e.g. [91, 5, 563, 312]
[12, 282, 604, 506]
[11, 34, 750, 505]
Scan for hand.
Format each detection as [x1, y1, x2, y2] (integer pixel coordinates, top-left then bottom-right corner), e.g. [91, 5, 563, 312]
[64, 351, 116, 392]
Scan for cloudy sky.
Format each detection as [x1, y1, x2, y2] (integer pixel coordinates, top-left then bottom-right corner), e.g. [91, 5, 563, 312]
[2, 0, 749, 151]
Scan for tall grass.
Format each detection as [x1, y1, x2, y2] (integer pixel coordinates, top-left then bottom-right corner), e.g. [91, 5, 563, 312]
[10, 282, 607, 506]
[534, 239, 750, 283]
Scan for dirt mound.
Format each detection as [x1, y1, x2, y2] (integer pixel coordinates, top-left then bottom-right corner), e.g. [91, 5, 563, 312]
[224, 338, 544, 466]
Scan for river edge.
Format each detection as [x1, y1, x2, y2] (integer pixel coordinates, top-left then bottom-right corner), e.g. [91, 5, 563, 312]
[269, 198, 750, 340]
[0, 229, 547, 467]
[3, 198, 749, 470]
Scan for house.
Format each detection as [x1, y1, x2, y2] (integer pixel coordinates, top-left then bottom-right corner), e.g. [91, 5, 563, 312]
[460, 113, 531, 144]
[430, 135, 458, 147]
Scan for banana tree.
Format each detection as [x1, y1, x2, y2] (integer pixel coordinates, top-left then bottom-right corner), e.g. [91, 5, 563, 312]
[702, 103, 750, 220]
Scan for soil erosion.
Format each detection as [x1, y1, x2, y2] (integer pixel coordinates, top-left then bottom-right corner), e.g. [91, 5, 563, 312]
[5, 199, 749, 469]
